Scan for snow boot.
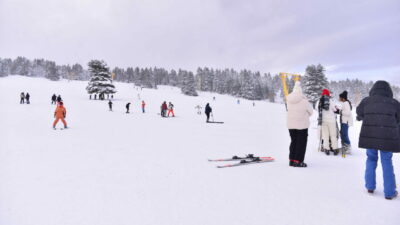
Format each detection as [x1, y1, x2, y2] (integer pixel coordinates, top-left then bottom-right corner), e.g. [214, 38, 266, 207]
[333, 149, 339, 156]
[325, 149, 330, 155]
[293, 161, 307, 168]
[385, 191, 398, 200]
[289, 160, 295, 166]
[367, 190, 374, 194]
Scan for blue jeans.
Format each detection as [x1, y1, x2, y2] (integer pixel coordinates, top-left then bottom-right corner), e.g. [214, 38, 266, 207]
[365, 149, 397, 198]
[340, 123, 350, 145]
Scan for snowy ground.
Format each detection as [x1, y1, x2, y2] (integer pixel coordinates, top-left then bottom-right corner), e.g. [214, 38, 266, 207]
[0, 76, 399, 225]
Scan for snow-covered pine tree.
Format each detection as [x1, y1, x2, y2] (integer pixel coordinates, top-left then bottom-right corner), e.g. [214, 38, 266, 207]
[0, 58, 12, 77]
[181, 71, 198, 96]
[302, 64, 328, 108]
[45, 61, 61, 81]
[86, 60, 116, 98]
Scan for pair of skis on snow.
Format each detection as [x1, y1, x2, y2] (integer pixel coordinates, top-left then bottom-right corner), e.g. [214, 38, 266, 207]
[208, 154, 274, 168]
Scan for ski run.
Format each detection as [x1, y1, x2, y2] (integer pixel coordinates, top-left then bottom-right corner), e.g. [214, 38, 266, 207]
[0, 76, 399, 225]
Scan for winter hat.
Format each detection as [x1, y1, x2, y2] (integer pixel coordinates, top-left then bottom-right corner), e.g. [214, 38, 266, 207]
[321, 89, 330, 96]
[292, 81, 303, 94]
[339, 91, 348, 100]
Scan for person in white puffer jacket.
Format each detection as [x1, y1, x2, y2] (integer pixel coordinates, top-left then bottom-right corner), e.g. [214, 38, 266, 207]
[318, 89, 339, 155]
[287, 81, 313, 167]
[338, 91, 353, 149]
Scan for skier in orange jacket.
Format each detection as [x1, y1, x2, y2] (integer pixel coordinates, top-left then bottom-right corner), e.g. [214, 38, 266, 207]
[53, 102, 68, 129]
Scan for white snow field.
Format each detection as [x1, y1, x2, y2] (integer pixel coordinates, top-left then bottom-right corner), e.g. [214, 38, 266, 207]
[0, 76, 399, 225]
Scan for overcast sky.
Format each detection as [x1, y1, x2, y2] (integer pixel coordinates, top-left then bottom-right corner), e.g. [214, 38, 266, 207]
[0, 0, 399, 83]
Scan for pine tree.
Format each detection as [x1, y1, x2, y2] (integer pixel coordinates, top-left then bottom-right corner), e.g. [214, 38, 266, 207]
[45, 61, 60, 81]
[302, 64, 328, 108]
[86, 60, 116, 97]
[181, 71, 198, 96]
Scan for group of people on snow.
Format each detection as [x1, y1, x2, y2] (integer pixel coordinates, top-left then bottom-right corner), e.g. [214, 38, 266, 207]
[107, 100, 145, 113]
[286, 80, 399, 200]
[19, 92, 30, 104]
[160, 101, 175, 117]
[51, 94, 62, 105]
[90, 93, 113, 100]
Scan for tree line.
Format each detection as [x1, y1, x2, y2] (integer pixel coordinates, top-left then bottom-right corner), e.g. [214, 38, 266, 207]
[1, 56, 398, 104]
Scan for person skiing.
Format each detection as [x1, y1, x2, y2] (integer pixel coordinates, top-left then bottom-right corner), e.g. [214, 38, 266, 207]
[195, 105, 202, 115]
[161, 101, 168, 117]
[108, 100, 113, 111]
[357, 81, 400, 200]
[205, 103, 212, 122]
[126, 102, 131, 113]
[318, 89, 339, 155]
[141, 101, 146, 113]
[286, 81, 313, 167]
[167, 102, 175, 117]
[53, 102, 67, 129]
[337, 91, 353, 153]
[51, 94, 57, 104]
[25, 92, 30, 104]
[20, 92, 25, 104]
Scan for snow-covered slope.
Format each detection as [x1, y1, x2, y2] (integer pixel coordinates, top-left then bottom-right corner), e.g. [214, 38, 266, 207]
[0, 76, 398, 225]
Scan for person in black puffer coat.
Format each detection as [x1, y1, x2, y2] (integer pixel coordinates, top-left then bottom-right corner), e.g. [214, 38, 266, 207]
[205, 103, 212, 122]
[356, 80, 400, 200]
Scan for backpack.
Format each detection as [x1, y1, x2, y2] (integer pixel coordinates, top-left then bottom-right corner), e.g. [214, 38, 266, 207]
[320, 96, 330, 111]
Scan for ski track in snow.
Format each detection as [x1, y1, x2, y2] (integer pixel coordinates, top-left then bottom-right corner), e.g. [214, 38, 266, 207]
[0, 76, 399, 225]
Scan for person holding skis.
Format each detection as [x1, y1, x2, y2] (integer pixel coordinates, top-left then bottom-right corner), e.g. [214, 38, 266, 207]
[167, 102, 175, 117]
[51, 94, 57, 104]
[318, 89, 339, 155]
[108, 100, 113, 111]
[205, 103, 212, 122]
[141, 101, 146, 113]
[20, 92, 25, 104]
[286, 81, 313, 167]
[337, 91, 353, 153]
[53, 102, 67, 129]
[357, 80, 400, 200]
[126, 102, 131, 113]
[25, 92, 30, 104]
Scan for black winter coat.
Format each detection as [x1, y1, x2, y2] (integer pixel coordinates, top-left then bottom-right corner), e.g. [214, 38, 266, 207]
[205, 104, 212, 114]
[356, 81, 400, 152]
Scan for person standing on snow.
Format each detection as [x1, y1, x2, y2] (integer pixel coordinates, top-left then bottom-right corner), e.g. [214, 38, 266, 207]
[195, 105, 202, 115]
[318, 89, 339, 155]
[357, 80, 400, 200]
[53, 102, 67, 129]
[56, 95, 62, 105]
[167, 102, 175, 117]
[126, 103, 131, 113]
[161, 101, 168, 117]
[51, 94, 57, 105]
[108, 100, 113, 111]
[20, 92, 25, 104]
[141, 101, 146, 113]
[205, 103, 212, 122]
[286, 81, 313, 167]
[25, 92, 30, 104]
[337, 91, 353, 152]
